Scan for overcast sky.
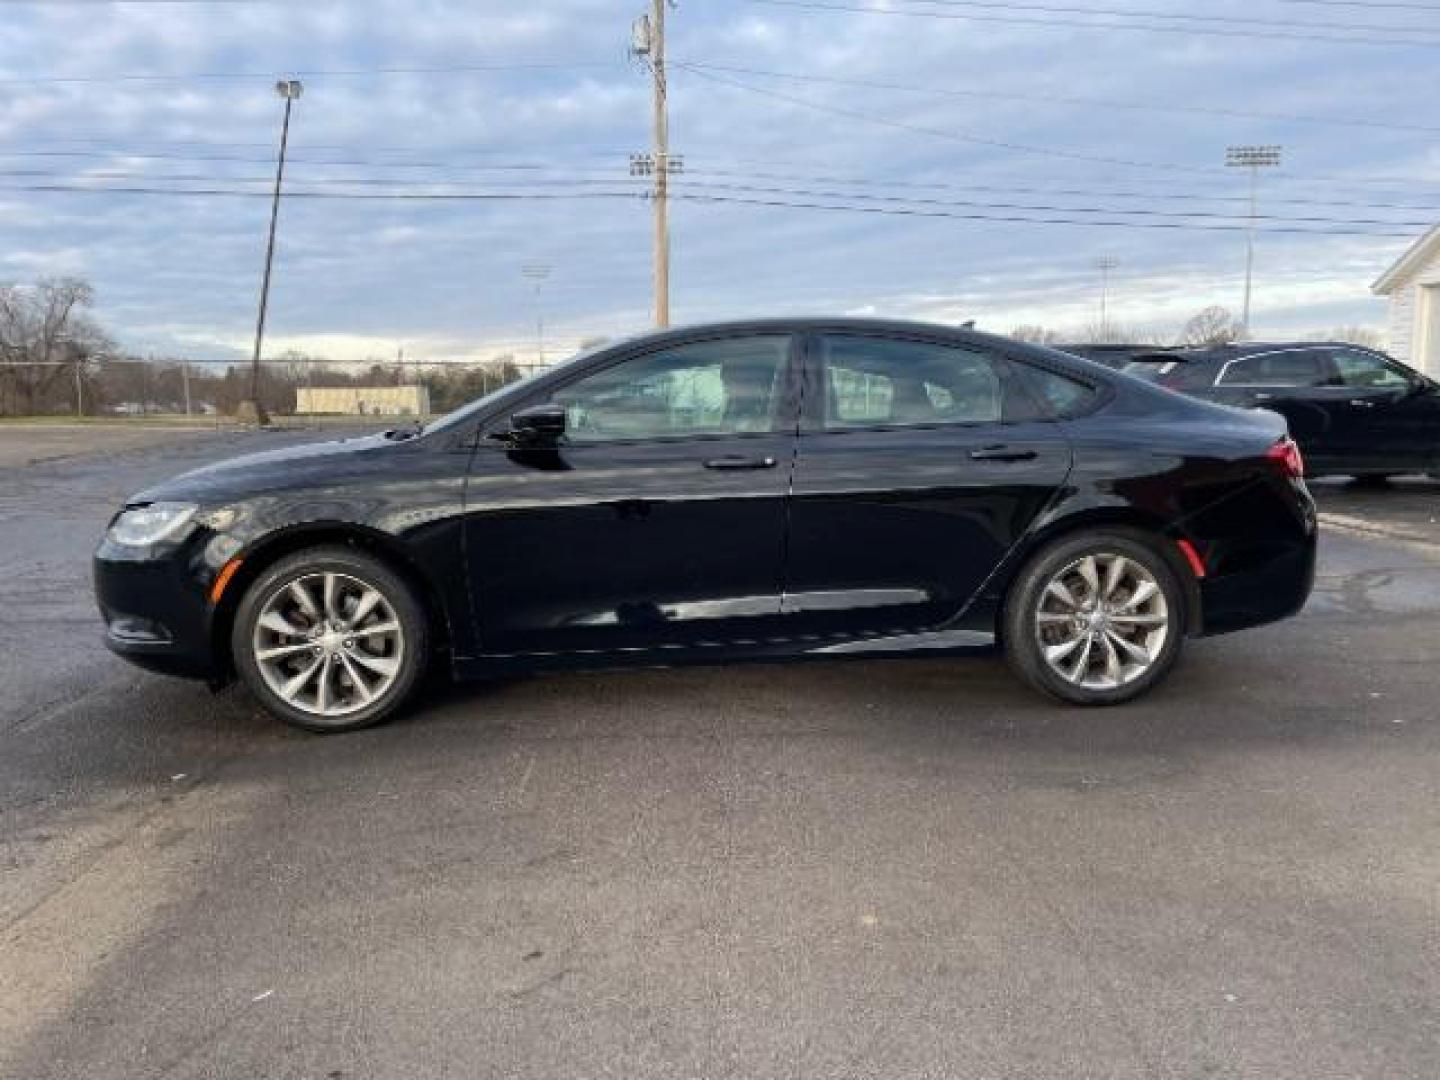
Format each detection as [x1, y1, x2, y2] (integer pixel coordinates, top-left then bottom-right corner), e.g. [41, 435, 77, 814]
[1, 0, 1438, 364]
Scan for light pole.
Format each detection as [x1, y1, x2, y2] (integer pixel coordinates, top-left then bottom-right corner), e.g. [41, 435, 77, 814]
[1094, 256, 1119, 338]
[522, 264, 552, 368]
[245, 78, 304, 425]
[1225, 145, 1282, 339]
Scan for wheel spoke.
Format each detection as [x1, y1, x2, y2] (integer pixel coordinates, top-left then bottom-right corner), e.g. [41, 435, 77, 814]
[281, 656, 324, 703]
[1102, 555, 1128, 600]
[316, 657, 333, 713]
[1046, 578, 1080, 610]
[258, 611, 305, 637]
[1045, 635, 1085, 663]
[1106, 629, 1153, 666]
[339, 653, 375, 704]
[353, 620, 399, 638]
[322, 573, 340, 622]
[1077, 556, 1100, 598]
[1118, 580, 1159, 611]
[1109, 612, 1166, 627]
[288, 580, 321, 619]
[348, 588, 383, 627]
[1066, 637, 1093, 682]
[348, 650, 399, 678]
[1100, 634, 1123, 685]
[257, 641, 318, 662]
[1036, 611, 1074, 625]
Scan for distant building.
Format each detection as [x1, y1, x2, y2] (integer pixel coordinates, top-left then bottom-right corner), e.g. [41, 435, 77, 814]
[296, 386, 431, 416]
[1372, 223, 1440, 377]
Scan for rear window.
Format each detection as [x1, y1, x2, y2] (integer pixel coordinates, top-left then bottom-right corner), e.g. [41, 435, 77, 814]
[1016, 365, 1099, 418]
[1124, 356, 1213, 392]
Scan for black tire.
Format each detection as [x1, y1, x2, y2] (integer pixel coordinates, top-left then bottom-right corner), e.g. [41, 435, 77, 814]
[231, 545, 428, 733]
[1002, 529, 1187, 706]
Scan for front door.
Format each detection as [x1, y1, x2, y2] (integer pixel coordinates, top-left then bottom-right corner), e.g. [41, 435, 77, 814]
[464, 333, 800, 655]
[780, 332, 1074, 640]
[1326, 347, 1440, 473]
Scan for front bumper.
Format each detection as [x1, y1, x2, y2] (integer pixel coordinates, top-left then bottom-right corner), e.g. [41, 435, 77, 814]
[94, 541, 219, 680]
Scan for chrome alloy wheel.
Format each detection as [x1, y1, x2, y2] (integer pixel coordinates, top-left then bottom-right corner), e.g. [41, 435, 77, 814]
[251, 572, 404, 719]
[1034, 553, 1170, 691]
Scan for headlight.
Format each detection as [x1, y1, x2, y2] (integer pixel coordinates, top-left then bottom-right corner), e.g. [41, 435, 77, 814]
[107, 502, 199, 547]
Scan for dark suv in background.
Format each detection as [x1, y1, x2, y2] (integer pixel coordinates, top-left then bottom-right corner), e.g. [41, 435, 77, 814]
[1121, 342, 1440, 480]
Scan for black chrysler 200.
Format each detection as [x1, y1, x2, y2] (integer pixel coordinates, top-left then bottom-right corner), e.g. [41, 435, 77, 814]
[95, 319, 1316, 732]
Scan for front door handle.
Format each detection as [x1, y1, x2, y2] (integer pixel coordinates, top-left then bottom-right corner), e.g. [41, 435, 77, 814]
[704, 455, 778, 470]
[969, 445, 1038, 463]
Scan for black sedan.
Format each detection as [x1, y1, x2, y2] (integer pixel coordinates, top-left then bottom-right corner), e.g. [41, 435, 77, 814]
[1123, 341, 1440, 480]
[95, 319, 1316, 731]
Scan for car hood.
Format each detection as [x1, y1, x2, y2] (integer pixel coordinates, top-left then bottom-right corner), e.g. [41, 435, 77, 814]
[130, 432, 396, 505]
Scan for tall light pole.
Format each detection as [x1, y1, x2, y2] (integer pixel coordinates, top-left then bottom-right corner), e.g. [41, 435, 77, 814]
[522, 264, 552, 367]
[631, 2, 679, 327]
[1225, 145, 1282, 339]
[1094, 256, 1119, 337]
[245, 78, 303, 425]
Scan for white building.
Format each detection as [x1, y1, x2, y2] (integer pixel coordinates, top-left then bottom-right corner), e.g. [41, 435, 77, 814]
[1372, 223, 1440, 377]
[296, 385, 431, 416]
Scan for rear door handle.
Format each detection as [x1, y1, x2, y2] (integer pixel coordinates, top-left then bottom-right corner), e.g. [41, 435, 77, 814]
[969, 446, 1038, 463]
[704, 455, 778, 470]
[1348, 399, 1377, 409]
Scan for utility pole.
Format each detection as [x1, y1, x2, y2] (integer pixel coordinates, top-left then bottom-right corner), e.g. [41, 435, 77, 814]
[246, 78, 304, 426]
[631, 2, 679, 327]
[1094, 256, 1119, 337]
[1225, 145, 1282, 340]
[182, 359, 192, 417]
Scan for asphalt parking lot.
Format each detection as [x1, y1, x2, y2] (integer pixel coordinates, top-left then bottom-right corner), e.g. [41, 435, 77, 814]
[2, 425, 1438, 1080]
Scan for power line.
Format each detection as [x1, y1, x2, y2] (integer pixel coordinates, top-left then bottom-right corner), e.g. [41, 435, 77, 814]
[680, 60, 1440, 137]
[675, 62, 1219, 176]
[676, 64, 1440, 189]
[0, 59, 617, 86]
[742, 0, 1440, 48]
[899, 0, 1440, 36]
[3, 180, 1422, 236]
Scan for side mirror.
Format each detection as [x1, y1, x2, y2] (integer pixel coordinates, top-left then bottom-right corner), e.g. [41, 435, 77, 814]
[507, 403, 567, 445]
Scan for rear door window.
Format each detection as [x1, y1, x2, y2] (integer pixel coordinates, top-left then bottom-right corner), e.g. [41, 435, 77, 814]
[1216, 351, 1331, 388]
[819, 336, 1021, 429]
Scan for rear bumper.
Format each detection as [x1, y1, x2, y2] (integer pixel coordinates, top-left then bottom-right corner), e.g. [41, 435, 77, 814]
[94, 544, 218, 680]
[1188, 478, 1318, 637]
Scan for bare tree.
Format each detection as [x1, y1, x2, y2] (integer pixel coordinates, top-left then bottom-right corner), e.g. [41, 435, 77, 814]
[1176, 306, 1242, 347]
[0, 277, 111, 415]
[1308, 325, 1385, 350]
[1008, 325, 1062, 345]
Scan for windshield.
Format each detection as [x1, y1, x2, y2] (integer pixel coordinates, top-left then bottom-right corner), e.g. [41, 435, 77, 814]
[421, 342, 612, 436]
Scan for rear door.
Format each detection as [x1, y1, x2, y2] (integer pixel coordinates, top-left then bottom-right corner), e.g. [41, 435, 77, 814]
[780, 332, 1074, 640]
[1326, 347, 1440, 472]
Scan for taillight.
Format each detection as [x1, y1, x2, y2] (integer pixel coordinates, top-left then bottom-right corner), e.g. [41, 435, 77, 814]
[1266, 436, 1305, 480]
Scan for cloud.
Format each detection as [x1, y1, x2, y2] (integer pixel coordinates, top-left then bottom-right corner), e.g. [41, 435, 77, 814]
[0, 0, 1430, 361]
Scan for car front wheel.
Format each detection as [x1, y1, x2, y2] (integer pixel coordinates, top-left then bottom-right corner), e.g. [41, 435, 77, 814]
[232, 546, 428, 732]
[1003, 530, 1186, 706]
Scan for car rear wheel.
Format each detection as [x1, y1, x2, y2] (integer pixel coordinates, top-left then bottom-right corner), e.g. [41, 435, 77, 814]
[1003, 530, 1186, 706]
[232, 546, 428, 732]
